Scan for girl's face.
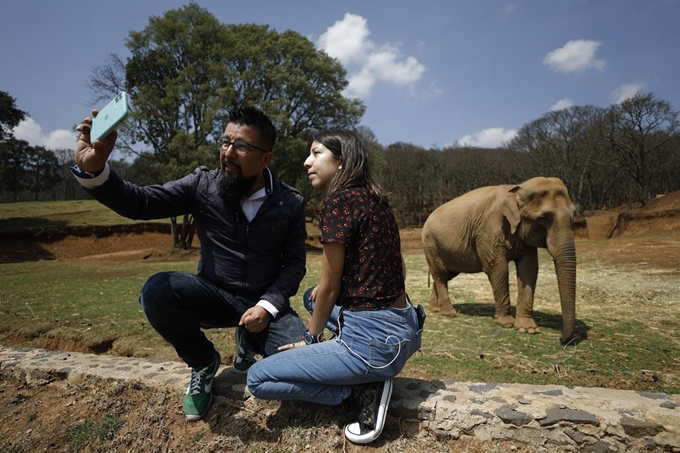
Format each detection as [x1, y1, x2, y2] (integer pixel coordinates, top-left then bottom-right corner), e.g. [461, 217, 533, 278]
[304, 140, 342, 190]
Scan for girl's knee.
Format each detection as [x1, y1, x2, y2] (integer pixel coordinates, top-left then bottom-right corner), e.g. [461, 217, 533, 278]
[246, 366, 263, 396]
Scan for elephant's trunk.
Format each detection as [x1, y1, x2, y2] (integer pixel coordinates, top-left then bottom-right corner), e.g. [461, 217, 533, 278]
[546, 232, 577, 345]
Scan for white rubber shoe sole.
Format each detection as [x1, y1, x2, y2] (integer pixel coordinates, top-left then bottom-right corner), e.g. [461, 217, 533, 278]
[344, 379, 393, 444]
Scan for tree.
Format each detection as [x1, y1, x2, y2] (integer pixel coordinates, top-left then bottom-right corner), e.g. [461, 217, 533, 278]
[0, 141, 63, 202]
[605, 93, 679, 201]
[0, 138, 30, 201]
[25, 146, 62, 201]
[89, 4, 364, 248]
[0, 91, 27, 141]
[382, 142, 430, 227]
[53, 148, 83, 201]
[507, 105, 608, 209]
[220, 24, 364, 184]
[356, 126, 386, 182]
[89, 5, 242, 248]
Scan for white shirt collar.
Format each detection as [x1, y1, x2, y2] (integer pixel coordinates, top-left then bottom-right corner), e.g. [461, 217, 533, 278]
[241, 186, 268, 222]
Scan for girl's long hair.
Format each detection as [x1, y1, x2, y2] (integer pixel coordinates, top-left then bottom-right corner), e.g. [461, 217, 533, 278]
[312, 129, 389, 204]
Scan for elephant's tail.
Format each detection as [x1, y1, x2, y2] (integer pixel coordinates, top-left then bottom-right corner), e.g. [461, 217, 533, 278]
[427, 271, 431, 288]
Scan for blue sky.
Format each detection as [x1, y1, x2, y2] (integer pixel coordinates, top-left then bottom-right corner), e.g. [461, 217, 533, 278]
[1, 0, 679, 153]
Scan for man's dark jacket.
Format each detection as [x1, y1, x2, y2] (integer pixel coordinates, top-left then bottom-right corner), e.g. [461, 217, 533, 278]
[86, 166, 307, 313]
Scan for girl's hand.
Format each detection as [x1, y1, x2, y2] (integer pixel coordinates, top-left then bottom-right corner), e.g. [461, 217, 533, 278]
[278, 340, 306, 351]
[309, 285, 319, 301]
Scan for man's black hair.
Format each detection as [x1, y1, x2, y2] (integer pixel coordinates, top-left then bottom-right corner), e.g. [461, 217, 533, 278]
[228, 106, 276, 151]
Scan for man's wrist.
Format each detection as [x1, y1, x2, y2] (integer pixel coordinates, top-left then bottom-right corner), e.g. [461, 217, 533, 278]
[70, 163, 111, 188]
[69, 164, 105, 179]
[256, 300, 279, 318]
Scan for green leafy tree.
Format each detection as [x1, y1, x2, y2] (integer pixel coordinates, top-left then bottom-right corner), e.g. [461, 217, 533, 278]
[356, 125, 386, 182]
[0, 138, 30, 201]
[0, 91, 27, 141]
[25, 146, 62, 201]
[0, 141, 63, 202]
[53, 148, 82, 201]
[89, 4, 363, 248]
[220, 24, 364, 184]
[382, 142, 428, 227]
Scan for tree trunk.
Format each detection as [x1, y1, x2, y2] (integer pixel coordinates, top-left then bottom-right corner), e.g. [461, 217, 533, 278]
[169, 217, 180, 248]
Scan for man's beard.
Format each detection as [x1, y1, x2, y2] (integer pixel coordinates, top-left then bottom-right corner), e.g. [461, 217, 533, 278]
[218, 166, 258, 207]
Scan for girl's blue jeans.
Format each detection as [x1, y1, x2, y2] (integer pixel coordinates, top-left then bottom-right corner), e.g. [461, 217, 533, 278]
[138, 271, 306, 368]
[247, 286, 422, 405]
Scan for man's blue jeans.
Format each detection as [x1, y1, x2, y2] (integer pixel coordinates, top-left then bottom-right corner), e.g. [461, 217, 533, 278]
[247, 287, 422, 405]
[138, 271, 306, 368]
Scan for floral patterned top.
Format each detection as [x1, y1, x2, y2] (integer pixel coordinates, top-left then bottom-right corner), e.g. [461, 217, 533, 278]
[320, 187, 405, 311]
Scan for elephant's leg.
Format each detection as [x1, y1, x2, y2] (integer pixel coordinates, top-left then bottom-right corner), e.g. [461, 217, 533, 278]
[425, 252, 458, 317]
[427, 285, 440, 313]
[424, 252, 441, 313]
[514, 250, 540, 334]
[436, 272, 459, 317]
[486, 261, 514, 328]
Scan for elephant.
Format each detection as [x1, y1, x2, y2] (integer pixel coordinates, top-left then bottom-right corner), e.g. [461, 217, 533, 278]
[421, 176, 577, 344]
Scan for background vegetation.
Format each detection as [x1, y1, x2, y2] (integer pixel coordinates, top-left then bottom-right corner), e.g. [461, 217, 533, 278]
[1, 4, 679, 237]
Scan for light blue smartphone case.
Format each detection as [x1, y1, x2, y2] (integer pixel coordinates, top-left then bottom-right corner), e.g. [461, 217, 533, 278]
[90, 92, 130, 142]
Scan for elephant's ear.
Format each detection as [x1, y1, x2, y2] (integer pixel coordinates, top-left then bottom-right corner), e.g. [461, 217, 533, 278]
[501, 186, 522, 234]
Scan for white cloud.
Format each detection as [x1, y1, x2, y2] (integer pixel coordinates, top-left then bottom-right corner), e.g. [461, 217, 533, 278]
[458, 128, 518, 148]
[550, 98, 574, 111]
[543, 40, 606, 73]
[426, 80, 444, 98]
[13, 117, 77, 150]
[317, 13, 426, 98]
[610, 83, 646, 104]
[505, 4, 518, 13]
[347, 68, 376, 98]
[317, 13, 370, 64]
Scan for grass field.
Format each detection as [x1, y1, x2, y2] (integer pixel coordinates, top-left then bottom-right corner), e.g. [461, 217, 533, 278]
[1, 200, 679, 394]
[0, 199, 167, 233]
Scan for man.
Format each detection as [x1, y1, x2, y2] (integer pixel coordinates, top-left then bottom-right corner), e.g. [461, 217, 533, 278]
[72, 106, 307, 421]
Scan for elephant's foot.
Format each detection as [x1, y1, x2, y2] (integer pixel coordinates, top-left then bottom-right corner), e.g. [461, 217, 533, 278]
[438, 304, 458, 317]
[514, 317, 540, 334]
[494, 314, 515, 329]
[428, 293, 440, 313]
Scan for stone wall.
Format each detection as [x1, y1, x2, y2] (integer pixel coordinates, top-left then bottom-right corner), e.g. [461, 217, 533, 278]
[1, 346, 678, 452]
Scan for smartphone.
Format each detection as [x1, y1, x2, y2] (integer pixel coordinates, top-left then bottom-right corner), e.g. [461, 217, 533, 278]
[90, 92, 130, 142]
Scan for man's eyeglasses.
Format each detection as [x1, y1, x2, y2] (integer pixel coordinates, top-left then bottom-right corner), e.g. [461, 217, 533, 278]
[220, 137, 270, 156]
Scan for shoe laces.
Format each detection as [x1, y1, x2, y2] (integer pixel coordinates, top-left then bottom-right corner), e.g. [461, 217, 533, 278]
[189, 365, 210, 395]
[354, 383, 381, 431]
[236, 337, 256, 362]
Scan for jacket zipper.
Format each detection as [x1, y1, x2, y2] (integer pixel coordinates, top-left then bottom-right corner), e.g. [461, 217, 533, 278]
[242, 224, 249, 290]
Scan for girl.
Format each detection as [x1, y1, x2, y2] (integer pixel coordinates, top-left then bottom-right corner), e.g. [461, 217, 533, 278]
[247, 130, 423, 444]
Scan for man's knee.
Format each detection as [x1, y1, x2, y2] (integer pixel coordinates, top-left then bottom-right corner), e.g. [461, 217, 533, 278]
[139, 272, 173, 310]
[303, 286, 315, 315]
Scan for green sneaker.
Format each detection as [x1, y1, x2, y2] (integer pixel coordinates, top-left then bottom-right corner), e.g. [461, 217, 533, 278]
[233, 326, 257, 374]
[183, 351, 220, 421]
